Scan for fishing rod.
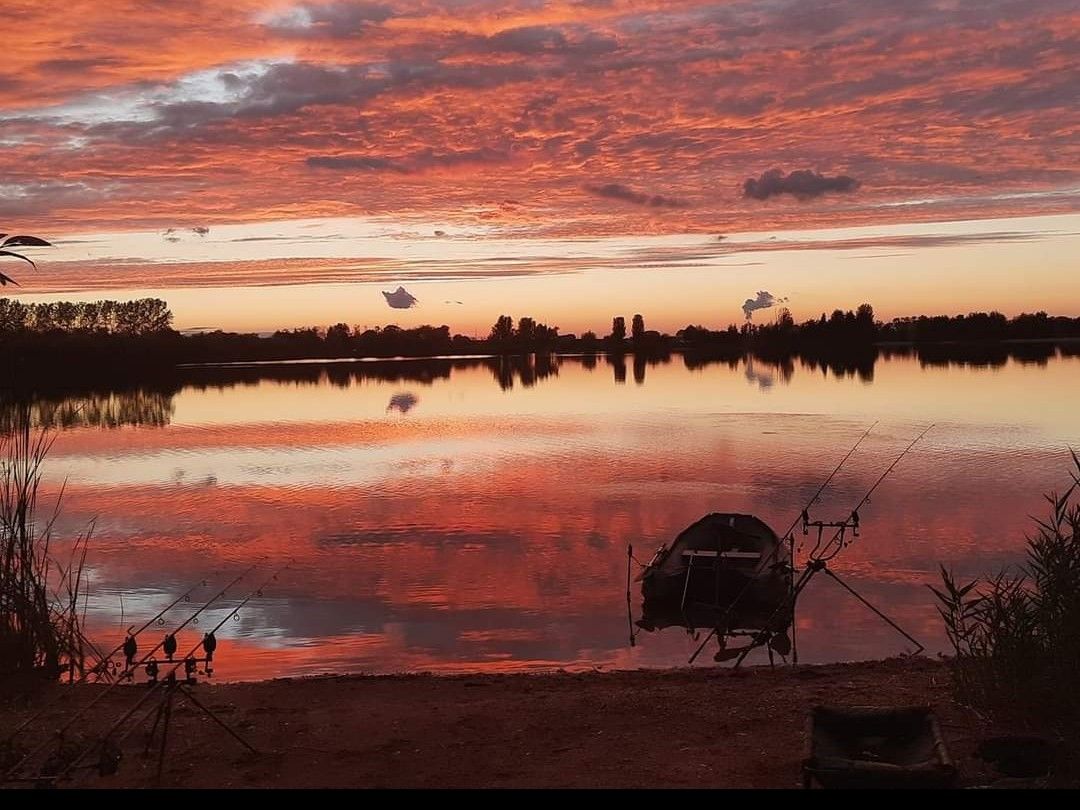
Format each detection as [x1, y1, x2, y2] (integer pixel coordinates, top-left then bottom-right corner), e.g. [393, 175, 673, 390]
[59, 561, 292, 783]
[687, 421, 878, 664]
[3, 565, 256, 783]
[779, 421, 880, 545]
[2, 574, 214, 748]
[729, 424, 935, 668]
[805, 423, 935, 564]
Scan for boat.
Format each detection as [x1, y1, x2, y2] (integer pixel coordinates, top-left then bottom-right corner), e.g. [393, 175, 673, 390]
[629, 427, 936, 665]
[634, 513, 794, 661]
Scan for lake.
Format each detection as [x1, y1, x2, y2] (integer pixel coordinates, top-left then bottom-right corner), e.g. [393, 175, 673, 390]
[23, 347, 1080, 679]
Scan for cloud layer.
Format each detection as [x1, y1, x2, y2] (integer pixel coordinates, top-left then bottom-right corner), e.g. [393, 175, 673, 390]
[0, 1, 1076, 236]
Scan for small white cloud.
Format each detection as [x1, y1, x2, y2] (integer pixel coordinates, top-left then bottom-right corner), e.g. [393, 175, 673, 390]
[742, 290, 787, 320]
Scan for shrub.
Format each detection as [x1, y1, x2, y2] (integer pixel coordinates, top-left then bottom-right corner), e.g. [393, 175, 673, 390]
[932, 453, 1080, 747]
[0, 410, 91, 682]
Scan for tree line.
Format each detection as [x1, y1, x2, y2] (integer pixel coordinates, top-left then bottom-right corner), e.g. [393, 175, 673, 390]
[3, 298, 1080, 380]
[684, 305, 1080, 350]
[0, 298, 172, 336]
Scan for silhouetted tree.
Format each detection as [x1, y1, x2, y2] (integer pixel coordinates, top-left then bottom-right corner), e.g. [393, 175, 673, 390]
[608, 316, 627, 350]
[517, 316, 536, 345]
[489, 315, 515, 345]
[631, 314, 645, 343]
[325, 322, 351, 354]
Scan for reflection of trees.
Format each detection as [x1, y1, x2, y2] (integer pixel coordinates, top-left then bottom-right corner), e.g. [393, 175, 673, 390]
[627, 350, 671, 386]
[680, 343, 1075, 386]
[183, 358, 461, 391]
[488, 354, 561, 391]
[682, 350, 741, 373]
[1, 389, 176, 430]
[608, 353, 626, 385]
[796, 348, 875, 382]
[900, 342, 1058, 370]
[5, 343, 1074, 430]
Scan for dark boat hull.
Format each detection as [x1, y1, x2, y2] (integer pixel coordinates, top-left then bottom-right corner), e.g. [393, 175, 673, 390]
[639, 565, 791, 632]
[636, 513, 793, 638]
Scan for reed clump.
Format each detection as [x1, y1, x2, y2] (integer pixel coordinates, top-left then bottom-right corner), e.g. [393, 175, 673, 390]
[933, 453, 1080, 765]
[0, 409, 90, 683]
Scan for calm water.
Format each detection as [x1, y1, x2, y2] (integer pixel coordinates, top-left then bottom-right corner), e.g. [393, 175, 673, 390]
[28, 350, 1080, 680]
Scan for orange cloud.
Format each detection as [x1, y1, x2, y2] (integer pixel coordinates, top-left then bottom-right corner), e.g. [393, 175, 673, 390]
[0, 1, 1076, 239]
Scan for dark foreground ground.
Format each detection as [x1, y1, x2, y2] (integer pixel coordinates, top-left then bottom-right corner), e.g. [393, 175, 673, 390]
[2, 658, 1016, 789]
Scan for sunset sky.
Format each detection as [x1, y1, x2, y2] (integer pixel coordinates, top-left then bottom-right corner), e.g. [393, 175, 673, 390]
[2, 0, 1078, 333]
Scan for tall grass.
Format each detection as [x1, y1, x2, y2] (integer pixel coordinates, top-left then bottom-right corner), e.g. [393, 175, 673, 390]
[932, 453, 1080, 746]
[0, 408, 90, 683]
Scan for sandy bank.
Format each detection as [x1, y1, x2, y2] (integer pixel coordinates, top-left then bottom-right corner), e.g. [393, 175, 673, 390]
[3, 658, 999, 789]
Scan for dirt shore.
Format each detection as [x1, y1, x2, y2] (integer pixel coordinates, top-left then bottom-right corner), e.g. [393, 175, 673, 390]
[3, 657, 1000, 789]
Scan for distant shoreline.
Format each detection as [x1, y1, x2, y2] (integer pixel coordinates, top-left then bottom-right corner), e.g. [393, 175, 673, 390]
[4, 297, 1080, 378]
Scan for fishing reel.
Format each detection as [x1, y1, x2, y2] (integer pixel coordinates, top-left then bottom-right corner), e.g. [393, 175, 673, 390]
[801, 508, 860, 537]
[801, 509, 860, 559]
[117, 624, 224, 689]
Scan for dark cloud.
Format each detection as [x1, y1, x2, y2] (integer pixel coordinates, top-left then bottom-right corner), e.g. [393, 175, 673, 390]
[483, 25, 618, 56]
[410, 147, 509, 170]
[307, 147, 508, 174]
[307, 155, 409, 173]
[382, 285, 418, 309]
[716, 91, 777, 117]
[263, 2, 395, 38]
[743, 168, 860, 200]
[573, 139, 599, 158]
[36, 56, 124, 73]
[584, 182, 687, 208]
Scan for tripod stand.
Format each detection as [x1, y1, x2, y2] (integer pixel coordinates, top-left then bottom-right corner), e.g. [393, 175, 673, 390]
[731, 510, 924, 668]
[139, 668, 257, 785]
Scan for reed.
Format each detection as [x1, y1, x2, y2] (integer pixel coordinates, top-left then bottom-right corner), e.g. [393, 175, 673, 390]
[932, 453, 1080, 750]
[0, 407, 91, 683]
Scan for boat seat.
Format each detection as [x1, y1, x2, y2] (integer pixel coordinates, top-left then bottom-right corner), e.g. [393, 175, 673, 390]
[681, 550, 761, 560]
